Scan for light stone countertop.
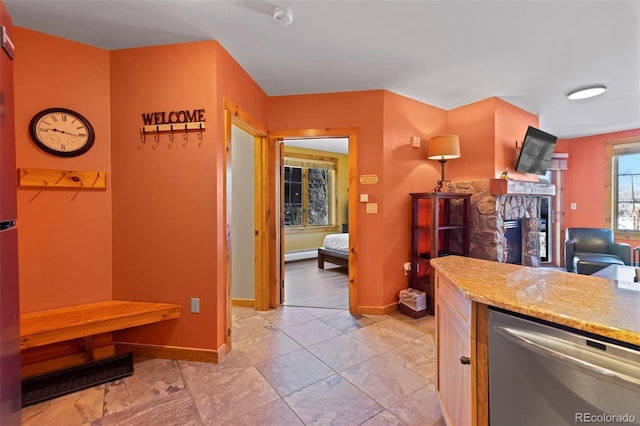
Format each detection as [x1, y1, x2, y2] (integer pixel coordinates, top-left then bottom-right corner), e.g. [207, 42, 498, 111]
[430, 256, 640, 346]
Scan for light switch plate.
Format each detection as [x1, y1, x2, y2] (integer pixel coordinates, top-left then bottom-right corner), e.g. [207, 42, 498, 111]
[191, 298, 200, 313]
[366, 203, 378, 214]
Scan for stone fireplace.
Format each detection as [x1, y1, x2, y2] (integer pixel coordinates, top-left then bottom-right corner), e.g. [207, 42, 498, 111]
[448, 179, 555, 267]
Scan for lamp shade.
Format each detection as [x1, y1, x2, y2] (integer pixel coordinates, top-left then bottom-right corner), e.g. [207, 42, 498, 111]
[428, 135, 461, 160]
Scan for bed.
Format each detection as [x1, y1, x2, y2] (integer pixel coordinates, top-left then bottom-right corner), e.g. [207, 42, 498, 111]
[318, 233, 349, 269]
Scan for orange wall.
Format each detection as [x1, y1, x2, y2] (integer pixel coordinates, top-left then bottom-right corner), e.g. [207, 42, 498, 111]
[446, 97, 539, 181]
[381, 91, 447, 305]
[110, 41, 268, 350]
[494, 98, 540, 181]
[13, 28, 112, 312]
[269, 90, 448, 307]
[446, 98, 497, 180]
[269, 91, 385, 307]
[556, 128, 640, 249]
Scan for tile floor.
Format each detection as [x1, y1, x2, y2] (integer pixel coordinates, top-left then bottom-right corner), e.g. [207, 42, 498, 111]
[22, 307, 445, 426]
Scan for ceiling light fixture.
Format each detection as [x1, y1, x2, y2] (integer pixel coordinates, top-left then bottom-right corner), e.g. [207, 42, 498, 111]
[273, 6, 293, 27]
[567, 85, 606, 100]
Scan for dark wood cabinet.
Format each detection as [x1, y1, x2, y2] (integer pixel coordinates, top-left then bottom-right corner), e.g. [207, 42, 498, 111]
[409, 192, 470, 314]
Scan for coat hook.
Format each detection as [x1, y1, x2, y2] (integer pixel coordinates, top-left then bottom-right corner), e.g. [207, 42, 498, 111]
[141, 128, 146, 144]
[154, 126, 160, 142]
[168, 124, 175, 148]
[183, 124, 189, 147]
[198, 122, 203, 140]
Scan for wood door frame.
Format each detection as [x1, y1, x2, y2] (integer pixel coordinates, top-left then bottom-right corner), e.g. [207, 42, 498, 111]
[269, 128, 359, 313]
[223, 99, 268, 350]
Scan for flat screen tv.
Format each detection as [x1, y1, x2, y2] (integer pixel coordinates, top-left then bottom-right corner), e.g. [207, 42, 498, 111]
[514, 126, 558, 175]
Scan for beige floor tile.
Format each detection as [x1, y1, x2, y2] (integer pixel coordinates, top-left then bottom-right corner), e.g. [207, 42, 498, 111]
[307, 333, 380, 372]
[361, 410, 408, 425]
[258, 306, 316, 329]
[318, 310, 377, 333]
[182, 362, 280, 424]
[102, 389, 202, 426]
[225, 399, 304, 425]
[388, 384, 446, 426]
[103, 357, 185, 416]
[233, 328, 303, 365]
[283, 375, 384, 425]
[232, 314, 276, 342]
[281, 318, 343, 347]
[341, 352, 430, 409]
[255, 349, 335, 396]
[22, 385, 105, 426]
[300, 306, 346, 318]
[21, 306, 444, 425]
[347, 319, 424, 354]
[385, 338, 436, 381]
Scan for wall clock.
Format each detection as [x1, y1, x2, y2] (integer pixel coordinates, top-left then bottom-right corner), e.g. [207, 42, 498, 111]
[29, 108, 95, 157]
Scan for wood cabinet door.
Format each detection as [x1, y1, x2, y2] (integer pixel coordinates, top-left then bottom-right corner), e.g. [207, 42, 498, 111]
[437, 296, 472, 426]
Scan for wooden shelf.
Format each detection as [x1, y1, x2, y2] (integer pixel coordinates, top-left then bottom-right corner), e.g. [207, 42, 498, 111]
[18, 168, 106, 190]
[409, 192, 470, 315]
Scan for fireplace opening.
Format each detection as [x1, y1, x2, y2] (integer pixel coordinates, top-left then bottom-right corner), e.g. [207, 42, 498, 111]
[504, 220, 522, 265]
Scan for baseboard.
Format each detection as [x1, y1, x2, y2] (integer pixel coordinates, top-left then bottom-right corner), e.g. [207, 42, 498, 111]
[114, 342, 227, 364]
[284, 249, 317, 262]
[232, 298, 255, 308]
[358, 302, 399, 315]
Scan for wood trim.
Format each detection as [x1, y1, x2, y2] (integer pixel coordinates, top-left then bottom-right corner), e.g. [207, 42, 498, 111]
[20, 300, 181, 350]
[269, 128, 359, 314]
[18, 168, 106, 190]
[271, 128, 358, 139]
[223, 98, 270, 357]
[358, 302, 399, 315]
[114, 342, 227, 364]
[348, 133, 358, 313]
[22, 345, 115, 378]
[231, 298, 255, 308]
[475, 303, 489, 426]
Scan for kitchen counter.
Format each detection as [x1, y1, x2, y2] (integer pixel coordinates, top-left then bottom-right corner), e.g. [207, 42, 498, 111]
[430, 256, 640, 346]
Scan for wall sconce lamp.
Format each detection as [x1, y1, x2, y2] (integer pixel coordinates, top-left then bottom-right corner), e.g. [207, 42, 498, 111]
[428, 135, 461, 192]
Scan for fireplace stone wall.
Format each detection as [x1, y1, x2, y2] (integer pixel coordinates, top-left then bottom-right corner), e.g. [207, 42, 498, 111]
[447, 179, 553, 267]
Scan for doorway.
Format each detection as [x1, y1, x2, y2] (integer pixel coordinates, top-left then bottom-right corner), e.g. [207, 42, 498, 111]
[270, 128, 359, 314]
[281, 137, 349, 309]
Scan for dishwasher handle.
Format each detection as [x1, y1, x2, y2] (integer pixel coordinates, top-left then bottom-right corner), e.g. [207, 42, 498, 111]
[494, 326, 640, 392]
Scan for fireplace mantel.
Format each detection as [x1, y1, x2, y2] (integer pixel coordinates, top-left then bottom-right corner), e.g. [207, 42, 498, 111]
[489, 179, 556, 196]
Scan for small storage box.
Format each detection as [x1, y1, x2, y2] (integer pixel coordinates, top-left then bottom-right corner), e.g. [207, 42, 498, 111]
[399, 302, 427, 319]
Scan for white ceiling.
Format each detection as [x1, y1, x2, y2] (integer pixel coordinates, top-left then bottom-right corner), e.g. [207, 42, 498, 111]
[5, 0, 640, 139]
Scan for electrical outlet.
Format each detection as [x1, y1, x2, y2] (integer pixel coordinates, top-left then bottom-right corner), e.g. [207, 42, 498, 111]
[191, 298, 200, 313]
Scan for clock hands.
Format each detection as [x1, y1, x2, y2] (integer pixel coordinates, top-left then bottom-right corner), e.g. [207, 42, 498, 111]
[50, 128, 83, 137]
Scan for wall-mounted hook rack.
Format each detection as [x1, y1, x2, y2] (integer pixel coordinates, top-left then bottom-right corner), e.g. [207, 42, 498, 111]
[139, 122, 205, 147]
[140, 121, 206, 134]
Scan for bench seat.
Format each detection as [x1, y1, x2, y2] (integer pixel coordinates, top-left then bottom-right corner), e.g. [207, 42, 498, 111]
[21, 300, 181, 350]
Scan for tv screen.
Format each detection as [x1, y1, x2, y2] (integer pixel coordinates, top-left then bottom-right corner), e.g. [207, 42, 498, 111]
[514, 126, 557, 175]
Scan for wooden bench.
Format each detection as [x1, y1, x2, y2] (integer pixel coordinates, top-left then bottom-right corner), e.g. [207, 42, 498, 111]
[20, 300, 181, 377]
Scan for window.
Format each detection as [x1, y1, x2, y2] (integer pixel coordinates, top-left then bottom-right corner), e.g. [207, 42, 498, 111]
[283, 154, 337, 230]
[611, 141, 640, 233]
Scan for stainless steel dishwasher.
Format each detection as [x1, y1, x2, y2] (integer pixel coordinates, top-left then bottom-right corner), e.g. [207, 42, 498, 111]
[488, 308, 640, 425]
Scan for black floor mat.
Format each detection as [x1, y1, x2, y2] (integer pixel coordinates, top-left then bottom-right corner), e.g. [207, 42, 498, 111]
[22, 352, 134, 407]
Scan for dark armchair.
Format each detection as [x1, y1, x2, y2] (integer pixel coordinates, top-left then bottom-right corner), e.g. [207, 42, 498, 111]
[565, 227, 631, 275]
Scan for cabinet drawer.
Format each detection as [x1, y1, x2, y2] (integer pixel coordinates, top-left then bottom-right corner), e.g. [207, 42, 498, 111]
[436, 272, 472, 331]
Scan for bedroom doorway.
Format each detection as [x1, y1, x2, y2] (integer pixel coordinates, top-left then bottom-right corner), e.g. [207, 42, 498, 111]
[281, 137, 349, 309]
[269, 129, 358, 313]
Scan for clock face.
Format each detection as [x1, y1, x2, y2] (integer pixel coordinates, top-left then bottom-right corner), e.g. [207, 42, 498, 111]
[29, 108, 95, 157]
